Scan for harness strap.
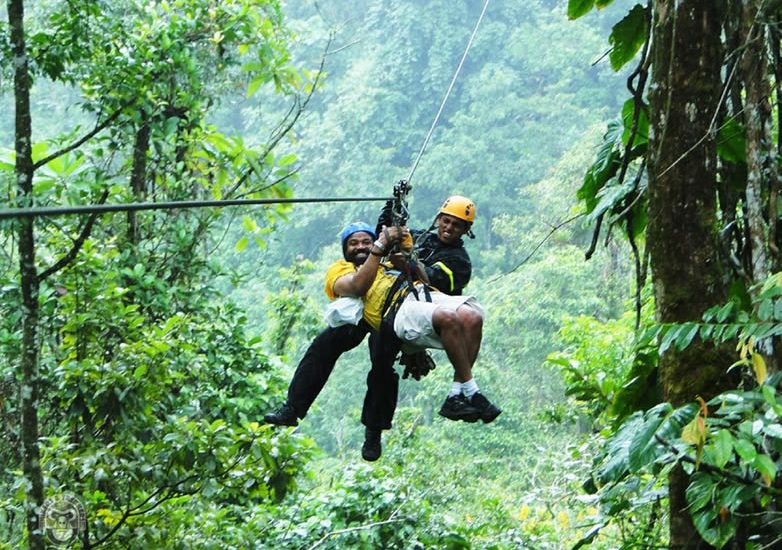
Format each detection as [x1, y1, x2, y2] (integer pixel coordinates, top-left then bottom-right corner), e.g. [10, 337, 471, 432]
[380, 275, 411, 319]
[422, 284, 432, 303]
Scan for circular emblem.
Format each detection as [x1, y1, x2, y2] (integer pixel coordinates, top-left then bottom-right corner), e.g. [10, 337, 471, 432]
[39, 493, 86, 547]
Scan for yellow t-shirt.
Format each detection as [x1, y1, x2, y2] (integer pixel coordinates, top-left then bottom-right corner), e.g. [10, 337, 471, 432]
[324, 259, 397, 330]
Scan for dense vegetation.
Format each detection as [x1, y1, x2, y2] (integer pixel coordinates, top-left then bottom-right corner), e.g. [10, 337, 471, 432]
[3, 0, 782, 548]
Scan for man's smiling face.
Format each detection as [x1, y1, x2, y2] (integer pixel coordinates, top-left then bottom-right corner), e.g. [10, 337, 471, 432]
[436, 214, 468, 245]
[344, 232, 374, 266]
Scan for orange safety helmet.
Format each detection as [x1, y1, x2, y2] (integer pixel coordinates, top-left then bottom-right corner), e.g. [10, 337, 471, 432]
[438, 195, 476, 224]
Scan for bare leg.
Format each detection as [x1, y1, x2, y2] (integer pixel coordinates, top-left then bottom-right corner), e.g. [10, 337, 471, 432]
[456, 304, 482, 365]
[432, 308, 473, 382]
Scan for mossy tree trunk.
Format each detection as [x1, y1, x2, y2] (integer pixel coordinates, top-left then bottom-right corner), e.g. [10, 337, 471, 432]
[647, 2, 734, 547]
[8, 0, 45, 547]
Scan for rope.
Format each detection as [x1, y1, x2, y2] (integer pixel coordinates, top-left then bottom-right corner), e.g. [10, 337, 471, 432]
[405, 0, 491, 185]
[0, 196, 393, 220]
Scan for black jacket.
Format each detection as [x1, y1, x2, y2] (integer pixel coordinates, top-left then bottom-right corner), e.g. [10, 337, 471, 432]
[410, 229, 470, 295]
[376, 200, 471, 295]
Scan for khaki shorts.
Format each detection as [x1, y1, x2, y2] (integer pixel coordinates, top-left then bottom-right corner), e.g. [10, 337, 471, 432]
[393, 287, 485, 351]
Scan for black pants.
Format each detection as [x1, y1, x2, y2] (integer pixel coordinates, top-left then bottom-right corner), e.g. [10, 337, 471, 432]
[363, 320, 401, 430]
[286, 323, 399, 430]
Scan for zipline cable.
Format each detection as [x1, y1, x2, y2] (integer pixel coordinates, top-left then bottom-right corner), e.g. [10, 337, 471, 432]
[0, 196, 393, 220]
[405, 0, 491, 186]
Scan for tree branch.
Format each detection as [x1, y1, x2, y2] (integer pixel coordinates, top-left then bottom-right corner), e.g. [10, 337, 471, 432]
[226, 32, 332, 195]
[90, 473, 201, 548]
[90, 433, 260, 547]
[38, 189, 109, 282]
[32, 98, 135, 171]
[584, 212, 604, 261]
[234, 167, 301, 199]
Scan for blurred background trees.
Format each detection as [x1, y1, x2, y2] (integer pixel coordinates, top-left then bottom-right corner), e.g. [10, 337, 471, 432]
[7, 0, 781, 548]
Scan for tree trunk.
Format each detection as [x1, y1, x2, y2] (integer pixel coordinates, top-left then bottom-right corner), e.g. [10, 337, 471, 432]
[8, 0, 45, 548]
[128, 118, 150, 246]
[740, 0, 777, 283]
[647, 2, 732, 547]
[740, 1, 781, 372]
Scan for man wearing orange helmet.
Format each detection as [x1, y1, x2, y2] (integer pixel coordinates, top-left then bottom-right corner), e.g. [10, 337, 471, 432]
[383, 195, 477, 296]
[362, 195, 502, 460]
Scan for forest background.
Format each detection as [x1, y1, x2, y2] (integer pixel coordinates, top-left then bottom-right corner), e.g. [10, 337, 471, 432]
[3, 0, 780, 548]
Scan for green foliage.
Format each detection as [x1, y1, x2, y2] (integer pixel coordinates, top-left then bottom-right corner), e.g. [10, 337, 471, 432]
[568, 0, 616, 20]
[577, 120, 623, 215]
[546, 311, 638, 422]
[262, 257, 321, 357]
[577, 273, 782, 548]
[589, 376, 782, 549]
[577, 98, 648, 241]
[1, 235, 315, 545]
[569, 0, 599, 20]
[636, 273, 782, 364]
[608, 4, 648, 71]
[717, 118, 747, 164]
[1, 0, 322, 546]
[2, 0, 646, 547]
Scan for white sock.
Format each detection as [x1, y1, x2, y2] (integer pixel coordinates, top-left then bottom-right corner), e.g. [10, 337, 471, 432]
[448, 381, 462, 397]
[462, 379, 479, 398]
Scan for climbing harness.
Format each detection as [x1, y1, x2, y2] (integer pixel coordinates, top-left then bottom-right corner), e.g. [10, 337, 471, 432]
[386, 179, 428, 299]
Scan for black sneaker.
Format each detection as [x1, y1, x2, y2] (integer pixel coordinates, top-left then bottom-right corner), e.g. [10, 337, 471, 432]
[470, 392, 502, 423]
[263, 403, 298, 427]
[438, 394, 480, 423]
[362, 428, 382, 461]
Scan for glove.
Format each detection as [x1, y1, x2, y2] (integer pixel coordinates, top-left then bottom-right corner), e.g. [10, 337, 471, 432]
[400, 232, 414, 254]
[400, 351, 436, 381]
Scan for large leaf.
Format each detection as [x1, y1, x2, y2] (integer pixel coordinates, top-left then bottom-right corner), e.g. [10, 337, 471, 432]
[752, 352, 768, 385]
[733, 438, 757, 462]
[708, 429, 734, 469]
[658, 402, 699, 441]
[608, 5, 649, 71]
[589, 174, 639, 222]
[621, 97, 649, 148]
[568, 0, 596, 19]
[687, 473, 737, 548]
[577, 120, 623, 213]
[753, 454, 777, 486]
[597, 411, 644, 484]
[628, 403, 674, 470]
[610, 350, 660, 421]
[717, 118, 746, 164]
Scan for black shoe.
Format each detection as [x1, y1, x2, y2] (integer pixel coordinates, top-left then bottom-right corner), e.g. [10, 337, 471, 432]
[438, 394, 480, 423]
[362, 428, 382, 461]
[263, 403, 298, 426]
[470, 392, 502, 424]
